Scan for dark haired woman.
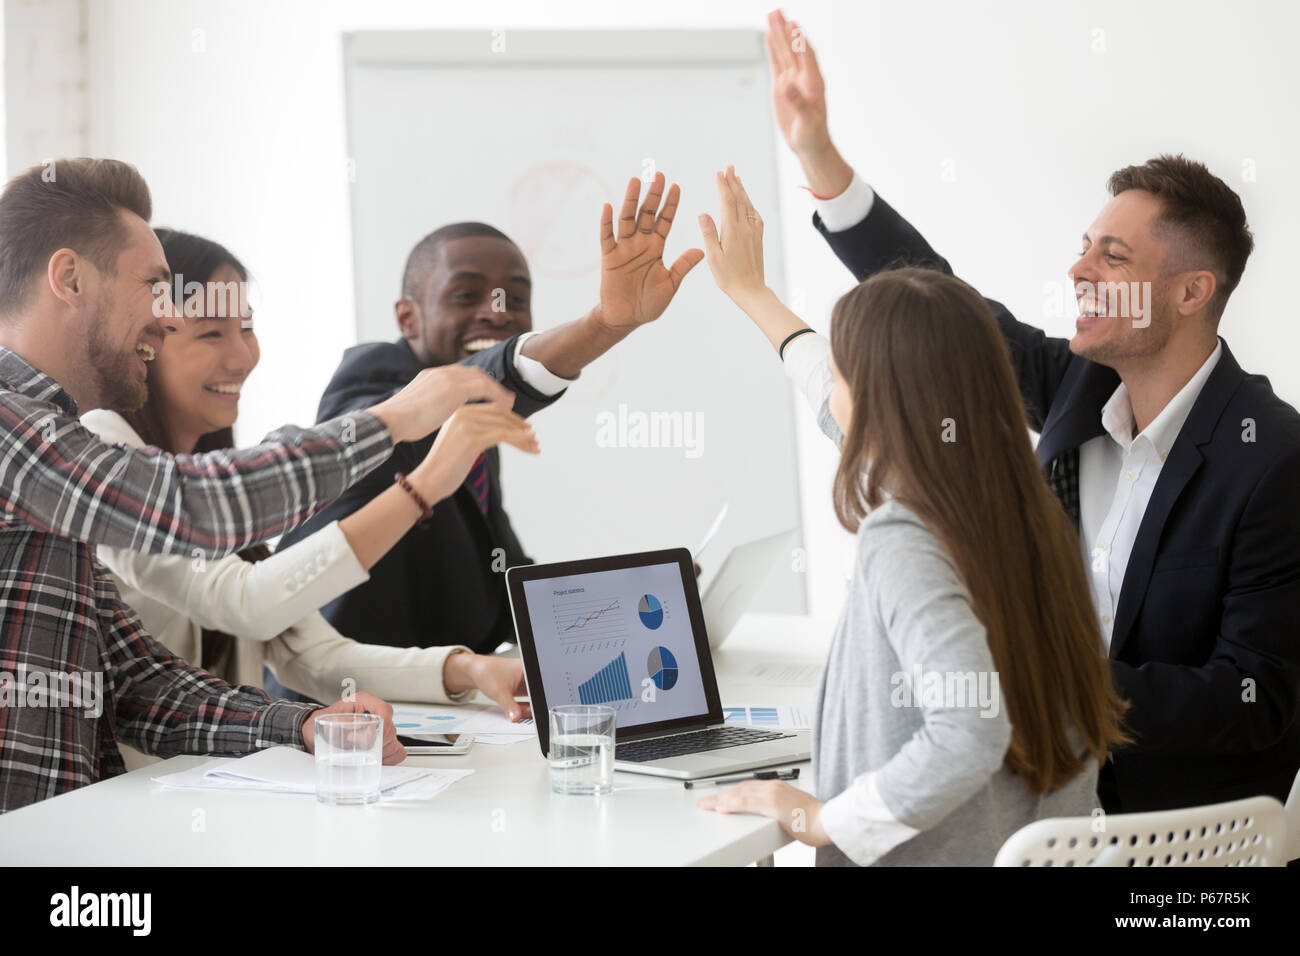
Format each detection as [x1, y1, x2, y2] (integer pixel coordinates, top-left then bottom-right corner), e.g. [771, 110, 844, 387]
[695, 169, 1128, 865]
[81, 229, 538, 769]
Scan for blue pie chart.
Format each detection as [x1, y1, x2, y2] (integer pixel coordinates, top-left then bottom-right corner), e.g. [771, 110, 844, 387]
[647, 646, 678, 690]
[638, 593, 664, 629]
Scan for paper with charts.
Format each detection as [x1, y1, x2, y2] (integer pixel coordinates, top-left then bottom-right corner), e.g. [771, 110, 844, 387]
[721, 704, 812, 730]
[392, 703, 536, 744]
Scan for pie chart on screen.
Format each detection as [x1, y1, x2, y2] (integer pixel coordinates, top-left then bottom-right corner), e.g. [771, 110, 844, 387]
[638, 594, 664, 629]
[647, 646, 678, 691]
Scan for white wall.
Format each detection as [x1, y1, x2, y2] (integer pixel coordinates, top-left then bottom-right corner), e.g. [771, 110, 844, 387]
[3, 0, 88, 176]
[46, 0, 1300, 619]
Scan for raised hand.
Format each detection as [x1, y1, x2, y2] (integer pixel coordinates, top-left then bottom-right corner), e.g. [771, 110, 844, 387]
[410, 402, 539, 504]
[766, 10, 831, 158]
[765, 10, 852, 198]
[698, 166, 768, 305]
[597, 171, 704, 332]
[699, 165, 811, 353]
[368, 364, 515, 445]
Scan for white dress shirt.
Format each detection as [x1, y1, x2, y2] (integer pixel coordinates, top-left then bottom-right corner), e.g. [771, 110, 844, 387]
[1078, 342, 1222, 645]
[513, 330, 578, 395]
[813, 173, 876, 231]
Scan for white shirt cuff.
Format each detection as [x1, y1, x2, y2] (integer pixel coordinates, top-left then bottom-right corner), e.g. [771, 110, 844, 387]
[814, 173, 876, 233]
[513, 331, 577, 397]
[782, 332, 834, 415]
[819, 770, 922, 867]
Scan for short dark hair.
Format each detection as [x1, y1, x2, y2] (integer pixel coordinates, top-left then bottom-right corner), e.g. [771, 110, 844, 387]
[0, 158, 153, 317]
[1107, 154, 1253, 320]
[400, 222, 517, 301]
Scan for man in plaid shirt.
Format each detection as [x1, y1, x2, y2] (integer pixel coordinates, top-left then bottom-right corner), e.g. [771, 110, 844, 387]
[0, 159, 515, 813]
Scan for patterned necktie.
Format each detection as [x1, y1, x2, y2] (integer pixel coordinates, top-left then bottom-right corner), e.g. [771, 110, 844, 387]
[1046, 448, 1082, 531]
[467, 452, 490, 515]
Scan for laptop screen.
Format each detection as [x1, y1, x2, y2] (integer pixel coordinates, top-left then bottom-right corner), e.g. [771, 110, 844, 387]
[513, 552, 718, 735]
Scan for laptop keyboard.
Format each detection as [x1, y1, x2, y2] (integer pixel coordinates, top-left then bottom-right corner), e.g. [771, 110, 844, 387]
[615, 726, 795, 763]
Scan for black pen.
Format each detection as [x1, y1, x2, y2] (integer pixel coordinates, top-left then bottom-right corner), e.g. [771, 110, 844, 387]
[684, 768, 800, 789]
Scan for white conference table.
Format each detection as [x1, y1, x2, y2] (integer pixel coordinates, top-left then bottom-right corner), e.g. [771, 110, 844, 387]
[0, 612, 834, 866]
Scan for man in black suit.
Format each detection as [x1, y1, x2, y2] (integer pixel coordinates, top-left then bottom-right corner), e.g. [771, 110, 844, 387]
[762, 11, 1300, 813]
[274, 173, 703, 669]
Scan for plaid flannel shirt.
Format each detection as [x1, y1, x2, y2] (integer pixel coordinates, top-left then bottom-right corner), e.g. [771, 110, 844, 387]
[0, 348, 393, 813]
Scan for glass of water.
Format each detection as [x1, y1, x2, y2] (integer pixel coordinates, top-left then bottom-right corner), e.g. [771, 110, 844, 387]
[549, 704, 616, 795]
[314, 712, 383, 805]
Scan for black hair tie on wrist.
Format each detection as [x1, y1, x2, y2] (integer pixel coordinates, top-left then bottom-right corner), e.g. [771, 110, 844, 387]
[779, 327, 816, 360]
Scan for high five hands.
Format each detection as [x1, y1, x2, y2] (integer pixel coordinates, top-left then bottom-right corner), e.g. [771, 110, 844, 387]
[698, 166, 768, 307]
[699, 165, 810, 354]
[596, 172, 705, 333]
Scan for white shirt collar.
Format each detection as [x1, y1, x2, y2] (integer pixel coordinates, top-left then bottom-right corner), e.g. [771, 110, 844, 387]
[1100, 339, 1224, 460]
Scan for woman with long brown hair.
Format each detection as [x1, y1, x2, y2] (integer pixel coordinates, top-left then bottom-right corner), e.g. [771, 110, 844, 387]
[695, 169, 1128, 865]
[81, 229, 539, 769]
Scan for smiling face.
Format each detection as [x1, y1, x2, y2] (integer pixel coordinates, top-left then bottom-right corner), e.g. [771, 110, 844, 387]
[396, 235, 532, 368]
[1067, 190, 1178, 369]
[148, 263, 258, 449]
[75, 210, 176, 413]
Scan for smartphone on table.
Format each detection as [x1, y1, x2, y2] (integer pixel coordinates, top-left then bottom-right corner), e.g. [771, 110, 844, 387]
[396, 733, 474, 755]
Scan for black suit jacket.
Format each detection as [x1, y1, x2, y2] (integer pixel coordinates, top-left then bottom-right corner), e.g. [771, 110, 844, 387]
[279, 335, 563, 654]
[816, 194, 1300, 813]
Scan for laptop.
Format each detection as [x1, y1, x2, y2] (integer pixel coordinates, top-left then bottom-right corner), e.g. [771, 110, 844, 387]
[505, 547, 811, 780]
[700, 528, 798, 649]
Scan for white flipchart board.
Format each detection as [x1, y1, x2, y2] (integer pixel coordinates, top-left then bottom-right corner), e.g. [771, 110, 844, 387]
[343, 30, 806, 615]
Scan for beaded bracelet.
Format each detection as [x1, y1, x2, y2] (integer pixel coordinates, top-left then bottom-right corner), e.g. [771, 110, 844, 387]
[394, 472, 433, 528]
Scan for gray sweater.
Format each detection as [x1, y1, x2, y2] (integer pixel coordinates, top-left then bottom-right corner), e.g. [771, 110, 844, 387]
[810, 403, 1100, 866]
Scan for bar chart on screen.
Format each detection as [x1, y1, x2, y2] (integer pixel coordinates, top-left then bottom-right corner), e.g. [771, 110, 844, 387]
[577, 651, 634, 705]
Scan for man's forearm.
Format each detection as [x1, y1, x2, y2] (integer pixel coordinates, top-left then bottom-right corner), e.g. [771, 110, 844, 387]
[518, 305, 630, 379]
[797, 142, 855, 200]
[0, 403, 392, 560]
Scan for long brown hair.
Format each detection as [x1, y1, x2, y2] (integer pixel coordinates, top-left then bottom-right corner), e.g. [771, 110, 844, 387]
[830, 266, 1129, 794]
[126, 228, 268, 678]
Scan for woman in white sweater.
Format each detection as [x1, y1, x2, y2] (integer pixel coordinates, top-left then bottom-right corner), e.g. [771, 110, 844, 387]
[82, 229, 540, 768]
[694, 169, 1130, 865]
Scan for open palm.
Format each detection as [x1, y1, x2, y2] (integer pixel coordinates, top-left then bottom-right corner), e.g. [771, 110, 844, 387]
[766, 9, 830, 157]
[598, 172, 703, 331]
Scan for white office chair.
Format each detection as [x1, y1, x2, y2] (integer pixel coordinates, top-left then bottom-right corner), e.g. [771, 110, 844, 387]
[1285, 766, 1300, 863]
[994, 795, 1287, 867]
